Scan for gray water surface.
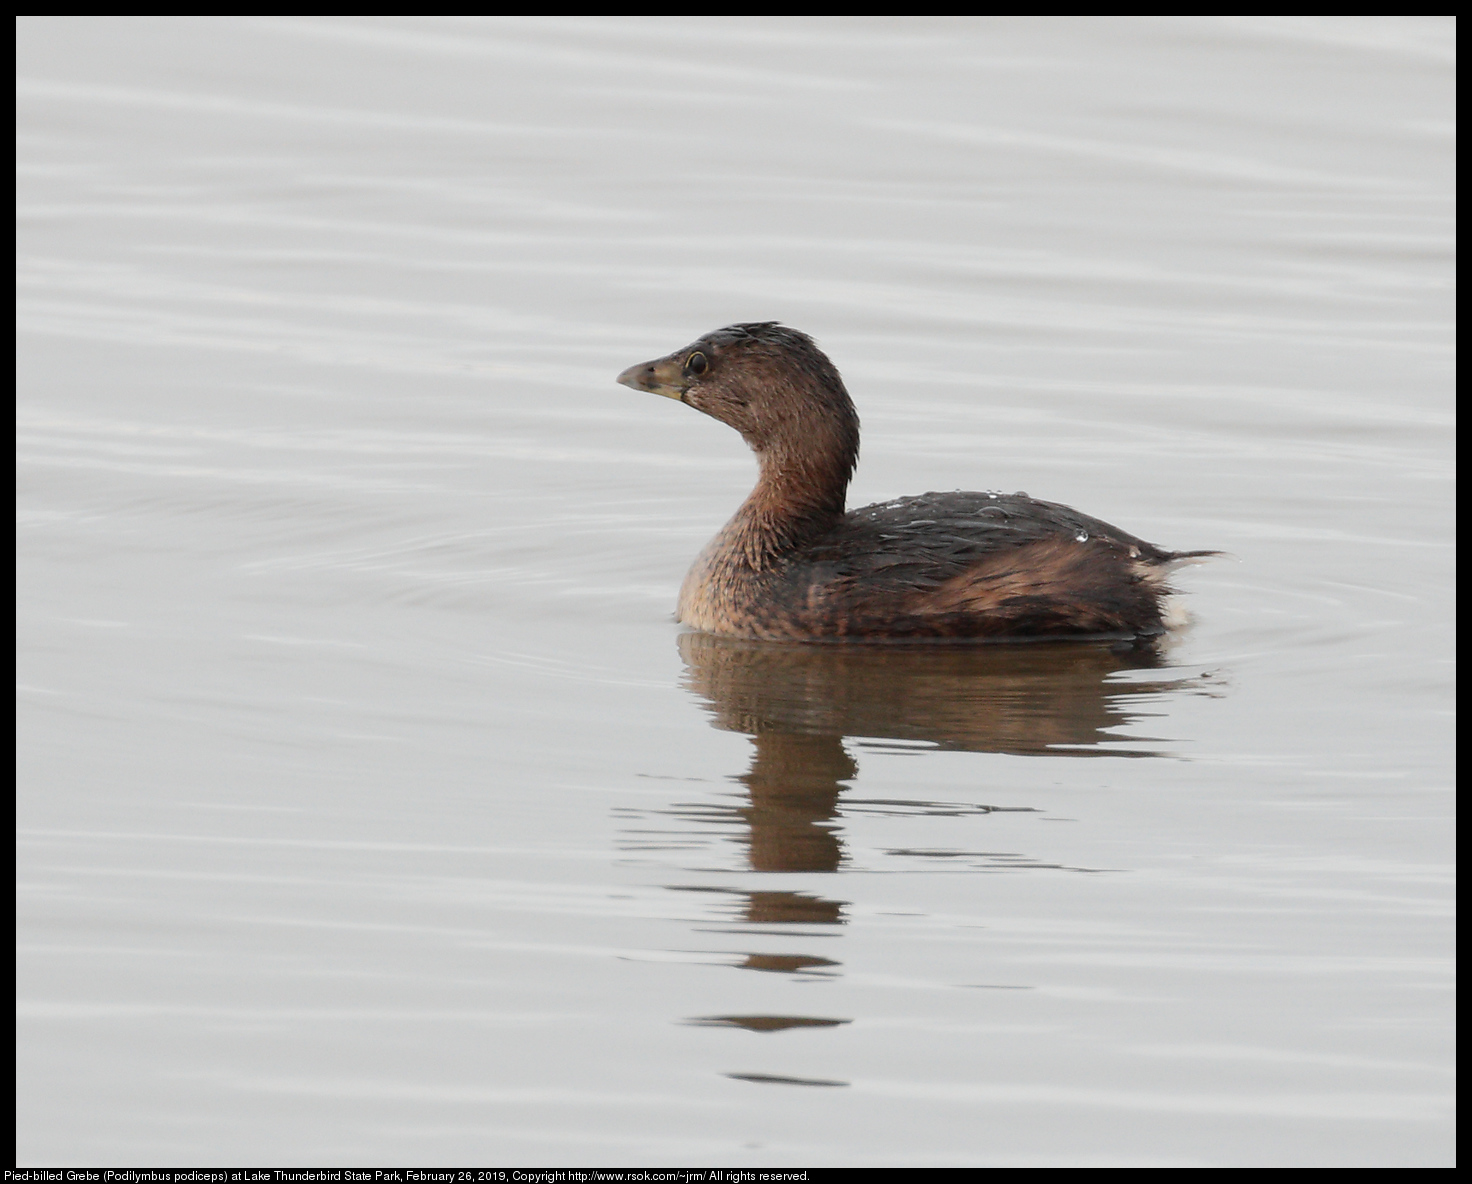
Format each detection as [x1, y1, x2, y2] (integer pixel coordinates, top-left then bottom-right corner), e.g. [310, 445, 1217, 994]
[16, 16, 1455, 1167]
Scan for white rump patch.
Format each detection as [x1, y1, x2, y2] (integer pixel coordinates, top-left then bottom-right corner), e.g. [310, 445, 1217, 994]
[1159, 595, 1191, 630]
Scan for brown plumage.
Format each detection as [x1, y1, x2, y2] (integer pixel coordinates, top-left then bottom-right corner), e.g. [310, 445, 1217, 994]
[617, 322, 1215, 642]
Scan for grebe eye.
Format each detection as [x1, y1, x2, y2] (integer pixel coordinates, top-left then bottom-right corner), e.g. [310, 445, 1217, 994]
[687, 352, 708, 376]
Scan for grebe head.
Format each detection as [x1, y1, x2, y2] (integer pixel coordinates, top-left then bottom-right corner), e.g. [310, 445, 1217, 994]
[616, 322, 858, 460]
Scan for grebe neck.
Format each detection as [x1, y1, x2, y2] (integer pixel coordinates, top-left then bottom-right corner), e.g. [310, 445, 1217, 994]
[719, 433, 854, 570]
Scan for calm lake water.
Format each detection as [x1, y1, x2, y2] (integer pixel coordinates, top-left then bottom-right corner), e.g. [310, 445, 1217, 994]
[16, 16, 1454, 1168]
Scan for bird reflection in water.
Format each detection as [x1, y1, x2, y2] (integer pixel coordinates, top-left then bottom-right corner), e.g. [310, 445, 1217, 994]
[629, 631, 1214, 925]
[639, 634, 1219, 1055]
[634, 632, 1205, 877]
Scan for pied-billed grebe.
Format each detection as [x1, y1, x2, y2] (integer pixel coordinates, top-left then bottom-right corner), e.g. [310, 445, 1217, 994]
[617, 322, 1215, 642]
